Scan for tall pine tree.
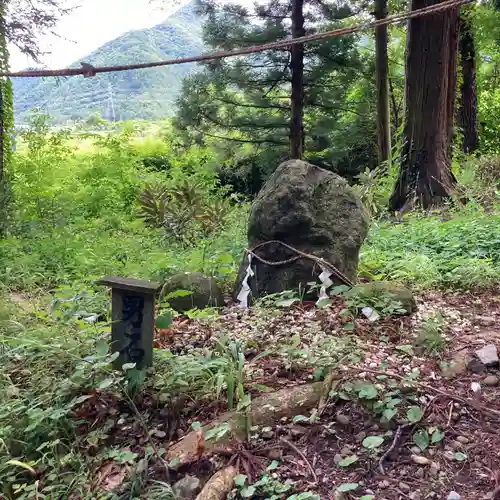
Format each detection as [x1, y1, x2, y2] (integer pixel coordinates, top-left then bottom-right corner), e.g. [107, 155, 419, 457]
[175, 0, 375, 188]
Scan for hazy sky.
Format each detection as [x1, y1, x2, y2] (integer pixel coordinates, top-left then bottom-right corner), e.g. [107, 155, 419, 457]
[9, 0, 185, 71]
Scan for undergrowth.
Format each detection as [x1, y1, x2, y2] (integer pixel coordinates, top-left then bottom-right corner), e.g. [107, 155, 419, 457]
[0, 115, 499, 498]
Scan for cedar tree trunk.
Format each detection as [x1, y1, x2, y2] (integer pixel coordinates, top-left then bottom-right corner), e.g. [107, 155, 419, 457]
[390, 0, 460, 211]
[458, 10, 478, 153]
[290, 0, 305, 159]
[375, 0, 391, 167]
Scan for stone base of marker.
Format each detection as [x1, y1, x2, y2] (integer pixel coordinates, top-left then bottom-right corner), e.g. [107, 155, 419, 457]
[99, 276, 161, 370]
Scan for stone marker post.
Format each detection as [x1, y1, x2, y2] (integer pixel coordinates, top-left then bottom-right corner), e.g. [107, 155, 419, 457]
[99, 276, 161, 370]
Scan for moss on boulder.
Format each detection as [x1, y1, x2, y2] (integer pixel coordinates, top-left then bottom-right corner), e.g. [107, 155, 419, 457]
[163, 272, 224, 312]
[348, 281, 417, 315]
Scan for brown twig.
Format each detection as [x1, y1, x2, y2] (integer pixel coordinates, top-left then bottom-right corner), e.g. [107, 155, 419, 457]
[378, 396, 437, 474]
[379, 425, 404, 474]
[119, 383, 170, 481]
[279, 437, 317, 483]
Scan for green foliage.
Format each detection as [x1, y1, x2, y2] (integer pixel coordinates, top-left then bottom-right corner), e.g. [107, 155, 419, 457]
[360, 209, 500, 289]
[138, 178, 232, 245]
[0, 298, 123, 498]
[230, 471, 319, 500]
[414, 312, 447, 356]
[0, 2, 14, 238]
[0, 113, 248, 290]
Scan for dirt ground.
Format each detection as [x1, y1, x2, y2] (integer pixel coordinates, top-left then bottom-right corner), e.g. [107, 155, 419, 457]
[78, 288, 500, 500]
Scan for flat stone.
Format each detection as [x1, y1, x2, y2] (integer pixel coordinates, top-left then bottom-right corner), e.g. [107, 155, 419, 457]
[430, 462, 440, 477]
[355, 431, 367, 442]
[173, 475, 201, 499]
[484, 375, 499, 386]
[447, 492, 461, 500]
[411, 455, 430, 465]
[442, 356, 470, 378]
[261, 426, 274, 439]
[336, 414, 350, 426]
[399, 482, 411, 493]
[268, 449, 281, 460]
[475, 344, 499, 367]
[334, 454, 343, 464]
[476, 316, 496, 327]
[468, 358, 486, 374]
[409, 492, 422, 500]
[456, 436, 469, 444]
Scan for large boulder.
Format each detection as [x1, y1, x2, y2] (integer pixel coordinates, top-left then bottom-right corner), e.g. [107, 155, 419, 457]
[234, 160, 370, 302]
[163, 272, 224, 312]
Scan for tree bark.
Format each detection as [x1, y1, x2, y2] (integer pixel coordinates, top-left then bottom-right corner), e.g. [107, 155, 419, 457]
[458, 10, 478, 154]
[390, 0, 460, 212]
[375, 0, 391, 167]
[290, 0, 305, 159]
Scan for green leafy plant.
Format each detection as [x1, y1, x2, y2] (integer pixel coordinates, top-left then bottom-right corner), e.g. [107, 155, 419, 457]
[414, 312, 447, 356]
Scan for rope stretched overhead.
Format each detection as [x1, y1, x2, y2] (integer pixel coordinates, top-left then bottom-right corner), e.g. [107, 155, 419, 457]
[2, 0, 472, 78]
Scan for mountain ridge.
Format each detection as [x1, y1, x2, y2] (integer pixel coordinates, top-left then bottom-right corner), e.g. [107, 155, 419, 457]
[12, 2, 204, 124]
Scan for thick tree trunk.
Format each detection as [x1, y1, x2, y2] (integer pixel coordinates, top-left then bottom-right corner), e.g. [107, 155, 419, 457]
[458, 11, 478, 154]
[390, 0, 460, 211]
[290, 0, 305, 159]
[375, 0, 391, 167]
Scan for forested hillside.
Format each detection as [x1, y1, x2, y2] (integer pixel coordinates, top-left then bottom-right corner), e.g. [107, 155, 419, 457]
[12, 2, 204, 123]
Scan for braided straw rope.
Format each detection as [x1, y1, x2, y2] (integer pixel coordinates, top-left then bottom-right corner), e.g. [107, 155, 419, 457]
[3, 0, 471, 78]
[246, 240, 355, 287]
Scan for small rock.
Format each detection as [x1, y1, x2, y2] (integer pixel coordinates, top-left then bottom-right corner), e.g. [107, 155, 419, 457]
[456, 436, 469, 444]
[355, 431, 367, 442]
[340, 446, 352, 456]
[430, 461, 440, 477]
[447, 492, 461, 500]
[415, 468, 425, 479]
[268, 449, 281, 460]
[475, 344, 499, 367]
[334, 491, 346, 500]
[444, 450, 455, 461]
[333, 454, 343, 465]
[289, 425, 306, 437]
[411, 446, 421, 454]
[261, 426, 274, 439]
[379, 480, 390, 488]
[173, 475, 201, 499]
[409, 492, 422, 500]
[468, 358, 486, 374]
[442, 358, 469, 378]
[399, 482, 411, 493]
[451, 412, 460, 421]
[411, 455, 430, 465]
[477, 316, 496, 327]
[450, 440, 464, 450]
[484, 375, 499, 386]
[336, 414, 350, 426]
